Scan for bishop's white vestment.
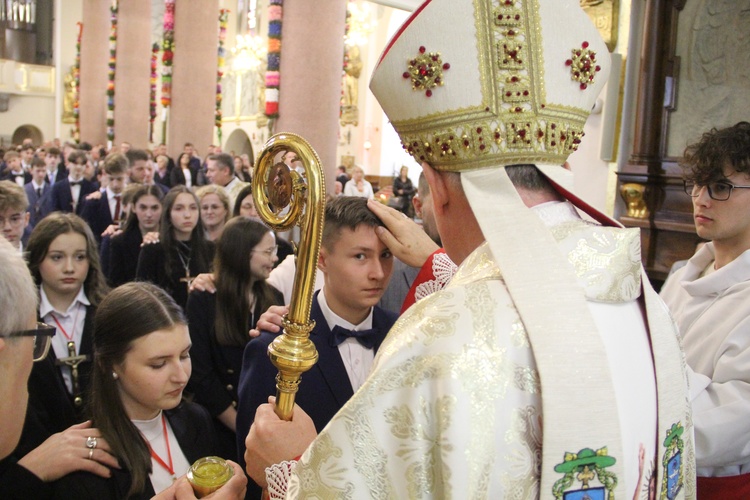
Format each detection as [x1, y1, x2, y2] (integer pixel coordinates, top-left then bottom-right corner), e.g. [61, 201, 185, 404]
[282, 202, 694, 499]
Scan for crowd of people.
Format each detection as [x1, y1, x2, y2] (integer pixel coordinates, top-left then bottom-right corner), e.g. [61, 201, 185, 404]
[0, 0, 748, 498]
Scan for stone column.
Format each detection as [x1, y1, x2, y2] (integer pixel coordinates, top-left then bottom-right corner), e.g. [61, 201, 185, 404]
[113, 0, 152, 148]
[276, 0, 347, 192]
[79, 0, 110, 146]
[168, 0, 219, 159]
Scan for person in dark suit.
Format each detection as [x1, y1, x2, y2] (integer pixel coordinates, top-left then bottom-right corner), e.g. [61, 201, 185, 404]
[1, 150, 31, 186]
[105, 184, 163, 287]
[3, 214, 119, 494]
[236, 197, 398, 497]
[0, 237, 58, 499]
[50, 282, 245, 499]
[24, 158, 51, 230]
[126, 149, 170, 194]
[136, 186, 214, 309]
[153, 153, 173, 188]
[80, 153, 128, 243]
[43, 146, 67, 186]
[335, 164, 350, 188]
[42, 150, 97, 216]
[171, 152, 200, 189]
[186, 217, 284, 460]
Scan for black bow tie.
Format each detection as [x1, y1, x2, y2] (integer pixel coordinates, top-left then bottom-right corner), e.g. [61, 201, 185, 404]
[331, 325, 385, 349]
[70, 181, 82, 186]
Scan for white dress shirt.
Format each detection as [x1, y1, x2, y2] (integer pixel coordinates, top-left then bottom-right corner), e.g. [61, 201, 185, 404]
[317, 288, 375, 392]
[40, 286, 91, 394]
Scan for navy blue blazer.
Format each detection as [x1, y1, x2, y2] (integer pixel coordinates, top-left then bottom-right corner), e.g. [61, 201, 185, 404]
[24, 182, 51, 228]
[42, 178, 97, 216]
[1, 170, 31, 185]
[235, 291, 398, 494]
[80, 193, 115, 242]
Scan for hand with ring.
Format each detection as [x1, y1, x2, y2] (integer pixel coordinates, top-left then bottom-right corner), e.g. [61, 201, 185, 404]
[17, 420, 121, 482]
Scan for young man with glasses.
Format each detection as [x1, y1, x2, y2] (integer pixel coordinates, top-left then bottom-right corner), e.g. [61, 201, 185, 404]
[0, 180, 31, 252]
[661, 121, 750, 497]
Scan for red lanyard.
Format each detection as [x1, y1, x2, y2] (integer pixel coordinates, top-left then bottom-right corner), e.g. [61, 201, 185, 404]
[147, 414, 175, 478]
[50, 308, 81, 342]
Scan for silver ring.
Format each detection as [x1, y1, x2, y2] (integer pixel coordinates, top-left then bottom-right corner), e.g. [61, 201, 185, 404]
[88, 448, 94, 460]
[86, 436, 98, 449]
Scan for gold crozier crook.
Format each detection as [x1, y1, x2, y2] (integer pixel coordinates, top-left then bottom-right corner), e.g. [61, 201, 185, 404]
[252, 133, 324, 420]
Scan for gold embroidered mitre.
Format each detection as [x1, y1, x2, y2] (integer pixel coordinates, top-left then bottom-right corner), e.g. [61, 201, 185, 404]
[369, 0, 610, 172]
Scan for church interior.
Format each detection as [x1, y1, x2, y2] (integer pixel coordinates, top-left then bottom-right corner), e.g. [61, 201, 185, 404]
[1, 0, 748, 285]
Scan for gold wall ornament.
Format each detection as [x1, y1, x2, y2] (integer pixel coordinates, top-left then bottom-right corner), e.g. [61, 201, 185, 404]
[619, 182, 649, 219]
[580, 0, 619, 52]
[252, 132, 326, 420]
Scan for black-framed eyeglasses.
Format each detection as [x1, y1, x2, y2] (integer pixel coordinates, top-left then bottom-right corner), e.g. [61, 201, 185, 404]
[684, 180, 750, 201]
[1, 322, 56, 361]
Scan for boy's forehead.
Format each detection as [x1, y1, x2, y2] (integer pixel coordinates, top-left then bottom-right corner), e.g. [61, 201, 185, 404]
[327, 224, 384, 250]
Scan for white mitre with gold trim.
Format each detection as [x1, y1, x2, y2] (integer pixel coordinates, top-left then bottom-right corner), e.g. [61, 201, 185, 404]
[370, 0, 694, 498]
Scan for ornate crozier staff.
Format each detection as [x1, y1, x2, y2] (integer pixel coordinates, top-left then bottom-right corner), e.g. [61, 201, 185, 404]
[252, 132, 325, 420]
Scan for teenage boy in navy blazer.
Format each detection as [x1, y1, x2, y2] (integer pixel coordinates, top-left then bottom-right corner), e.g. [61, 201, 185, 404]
[24, 158, 51, 229]
[0, 151, 31, 186]
[80, 153, 128, 244]
[236, 196, 398, 497]
[44, 147, 66, 185]
[43, 150, 97, 217]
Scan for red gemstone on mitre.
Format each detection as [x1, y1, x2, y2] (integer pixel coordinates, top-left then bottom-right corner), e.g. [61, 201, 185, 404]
[595, 65, 601, 71]
[419, 46, 426, 53]
[479, 144, 486, 150]
[582, 41, 589, 48]
[402, 72, 409, 78]
[435, 77, 441, 84]
[432, 55, 438, 61]
[463, 139, 470, 146]
[476, 127, 482, 133]
[565, 59, 572, 66]
[442, 63, 450, 70]
[426, 89, 433, 97]
[518, 129, 526, 137]
[508, 29, 515, 36]
[580, 83, 588, 90]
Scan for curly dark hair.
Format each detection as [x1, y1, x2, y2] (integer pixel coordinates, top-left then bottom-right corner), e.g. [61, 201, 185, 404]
[682, 121, 750, 185]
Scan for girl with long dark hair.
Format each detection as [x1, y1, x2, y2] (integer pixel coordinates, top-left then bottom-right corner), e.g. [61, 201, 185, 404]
[53, 282, 219, 498]
[185, 217, 283, 457]
[136, 186, 214, 308]
[106, 184, 163, 287]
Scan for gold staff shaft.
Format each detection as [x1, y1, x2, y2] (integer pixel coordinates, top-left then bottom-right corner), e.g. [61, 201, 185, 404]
[252, 133, 325, 420]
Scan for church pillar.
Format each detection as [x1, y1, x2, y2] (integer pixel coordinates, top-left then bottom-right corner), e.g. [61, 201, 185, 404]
[79, 0, 110, 146]
[168, 0, 219, 159]
[276, 0, 347, 192]
[114, 0, 152, 148]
